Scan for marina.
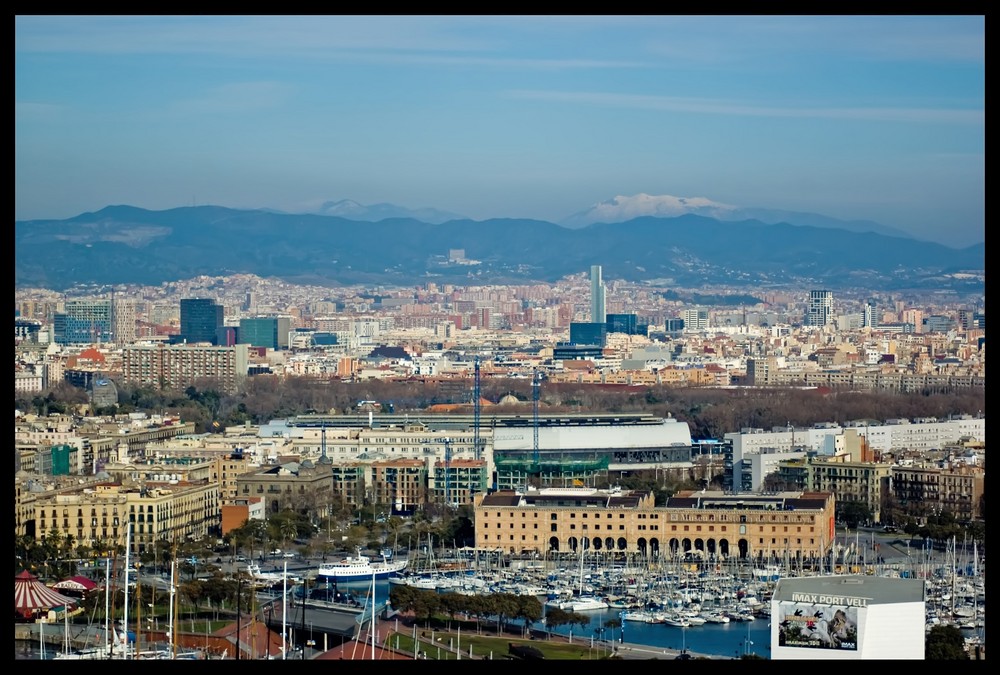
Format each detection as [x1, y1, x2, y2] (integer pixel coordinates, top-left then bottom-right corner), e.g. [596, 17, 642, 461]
[13, 531, 985, 660]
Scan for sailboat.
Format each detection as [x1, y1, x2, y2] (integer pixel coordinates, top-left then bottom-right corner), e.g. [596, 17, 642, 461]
[53, 556, 124, 659]
[349, 567, 380, 659]
[545, 545, 608, 611]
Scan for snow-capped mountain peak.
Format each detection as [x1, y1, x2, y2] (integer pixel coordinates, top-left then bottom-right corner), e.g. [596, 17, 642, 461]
[561, 193, 738, 228]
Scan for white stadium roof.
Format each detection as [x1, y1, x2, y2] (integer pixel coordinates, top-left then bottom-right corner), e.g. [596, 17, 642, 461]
[492, 418, 691, 451]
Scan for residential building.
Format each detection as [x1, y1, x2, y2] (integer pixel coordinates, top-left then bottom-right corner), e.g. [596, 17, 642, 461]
[31, 480, 220, 553]
[806, 290, 834, 327]
[774, 456, 894, 523]
[121, 343, 249, 391]
[890, 464, 984, 522]
[681, 308, 709, 331]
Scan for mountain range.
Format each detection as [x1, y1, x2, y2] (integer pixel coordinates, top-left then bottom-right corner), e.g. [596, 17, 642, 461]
[14, 202, 984, 292]
[296, 193, 916, 241]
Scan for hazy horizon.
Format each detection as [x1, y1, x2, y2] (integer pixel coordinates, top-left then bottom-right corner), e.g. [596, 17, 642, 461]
[15, 15, 985, 247]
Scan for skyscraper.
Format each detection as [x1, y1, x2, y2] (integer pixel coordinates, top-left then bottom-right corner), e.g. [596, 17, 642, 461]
[112, 298, 137, 345]
[863, 300, 877, 329]
[590, 265, 606, 324]
[806, 290, 834, 327]
[180, 298, 223, 344]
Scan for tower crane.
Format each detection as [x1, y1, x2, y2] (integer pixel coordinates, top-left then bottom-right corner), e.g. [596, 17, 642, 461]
[473, 356, 482, 461]
[443, 437, 452, 507]
[532, 369, 542, 470]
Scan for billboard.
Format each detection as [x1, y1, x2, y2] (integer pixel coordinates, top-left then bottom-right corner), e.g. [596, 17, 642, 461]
[776, 599, 859, 650]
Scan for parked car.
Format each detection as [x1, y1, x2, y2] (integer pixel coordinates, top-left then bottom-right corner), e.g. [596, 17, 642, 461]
[283, 552, 295, 558]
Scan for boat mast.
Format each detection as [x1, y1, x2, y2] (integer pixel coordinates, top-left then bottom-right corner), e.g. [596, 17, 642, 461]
[135, 567, 141, 657]
[104, 557, 111, 654]
[170, 558, 177, 660]
[123, 522, 131, 659]
[370, 567, 376, 660]
[282, 560, 288, 659]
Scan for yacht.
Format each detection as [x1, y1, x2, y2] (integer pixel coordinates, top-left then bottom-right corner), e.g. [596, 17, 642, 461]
[317, 548, 407, 582]
[545, 595, 609, 612]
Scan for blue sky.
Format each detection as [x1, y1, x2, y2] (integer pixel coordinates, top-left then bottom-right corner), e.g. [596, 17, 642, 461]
[15, 15, 985, 247]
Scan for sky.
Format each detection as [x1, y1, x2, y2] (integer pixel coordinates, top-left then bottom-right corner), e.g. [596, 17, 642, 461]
[15, 15, 985, 248]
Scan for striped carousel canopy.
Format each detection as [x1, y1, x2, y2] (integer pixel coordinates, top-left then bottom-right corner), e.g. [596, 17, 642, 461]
[52, 575, 99, 593]
[14, 570, 75, 612]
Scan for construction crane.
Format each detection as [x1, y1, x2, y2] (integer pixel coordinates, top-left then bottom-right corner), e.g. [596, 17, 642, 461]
[473, 356, 482, 461]
[532, 369, 542, 469]
[443, 437, 452, 507]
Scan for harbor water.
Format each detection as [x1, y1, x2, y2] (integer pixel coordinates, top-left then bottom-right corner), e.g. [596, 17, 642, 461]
[17, 575, 984, 660]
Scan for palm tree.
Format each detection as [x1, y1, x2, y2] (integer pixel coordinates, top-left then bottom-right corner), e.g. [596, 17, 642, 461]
[279, 519, 298, 554]
[15, 534, 34, 572]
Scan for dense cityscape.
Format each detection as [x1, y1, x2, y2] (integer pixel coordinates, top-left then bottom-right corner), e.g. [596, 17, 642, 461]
[14, 266, 985, 660]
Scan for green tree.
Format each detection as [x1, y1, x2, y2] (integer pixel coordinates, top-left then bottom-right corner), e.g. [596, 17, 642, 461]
[543, 607, 574, 638]
[925, 624, 969, 660]
[513, 595, 543, 638]
[837, 500, 873, 528]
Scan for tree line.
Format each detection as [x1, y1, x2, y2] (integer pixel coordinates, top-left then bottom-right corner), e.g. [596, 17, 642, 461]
[15, 375, 985, 440]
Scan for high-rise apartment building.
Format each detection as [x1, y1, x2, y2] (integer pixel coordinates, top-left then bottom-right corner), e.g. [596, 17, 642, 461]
[590, 265, 606, 324]
[53, 300, 113, 344]
[122, 343, 249, 392]
[681, 308, 709, 331]
[806, 290, 834, 327]
[111, 298, 137, 345]
[180, 298, 223, 344]
[863, 300, 877, 329]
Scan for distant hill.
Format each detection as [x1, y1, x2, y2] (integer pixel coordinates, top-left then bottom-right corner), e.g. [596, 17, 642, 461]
[303, 199, 466, 224]
[14, 205, 984, 292]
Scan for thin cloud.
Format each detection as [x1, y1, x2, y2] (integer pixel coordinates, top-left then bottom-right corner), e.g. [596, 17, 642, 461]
[15, 101, 65, 121]
[170, 81, 297, 114]
[507, 90, 985, 125]
[639, 16, 985, 65]
[14, 16, 645, 71]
